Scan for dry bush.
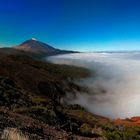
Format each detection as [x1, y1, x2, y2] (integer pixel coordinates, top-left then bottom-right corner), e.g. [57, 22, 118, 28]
[1, 127, 29, 140]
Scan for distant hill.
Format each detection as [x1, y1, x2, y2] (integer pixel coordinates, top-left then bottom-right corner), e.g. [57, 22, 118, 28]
[14, 38, 77, 55]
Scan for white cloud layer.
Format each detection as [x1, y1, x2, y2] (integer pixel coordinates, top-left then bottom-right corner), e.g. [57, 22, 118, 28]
[47, 52, 140, 118]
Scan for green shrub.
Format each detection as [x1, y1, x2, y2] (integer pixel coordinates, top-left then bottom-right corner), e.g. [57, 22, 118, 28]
[79, 123, 92, 135]
[31, 97, 47, 104]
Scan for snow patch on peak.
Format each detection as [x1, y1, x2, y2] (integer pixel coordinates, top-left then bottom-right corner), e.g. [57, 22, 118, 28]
[31, 38, 37, 41]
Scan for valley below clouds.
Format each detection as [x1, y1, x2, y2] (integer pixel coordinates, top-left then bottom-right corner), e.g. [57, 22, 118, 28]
[47, 52, 140, 118]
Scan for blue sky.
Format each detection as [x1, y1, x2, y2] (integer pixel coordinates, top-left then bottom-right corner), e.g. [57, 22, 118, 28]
[1, 0, 140, 51]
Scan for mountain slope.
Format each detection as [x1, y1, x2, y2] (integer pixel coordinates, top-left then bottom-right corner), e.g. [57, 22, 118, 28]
[0, 53, 106, 139]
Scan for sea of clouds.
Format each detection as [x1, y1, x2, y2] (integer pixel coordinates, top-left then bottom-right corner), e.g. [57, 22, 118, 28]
[47, 52, 140, 118]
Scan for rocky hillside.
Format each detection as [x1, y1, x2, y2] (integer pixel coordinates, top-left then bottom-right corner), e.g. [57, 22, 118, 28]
[0, 52, 107, 140]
